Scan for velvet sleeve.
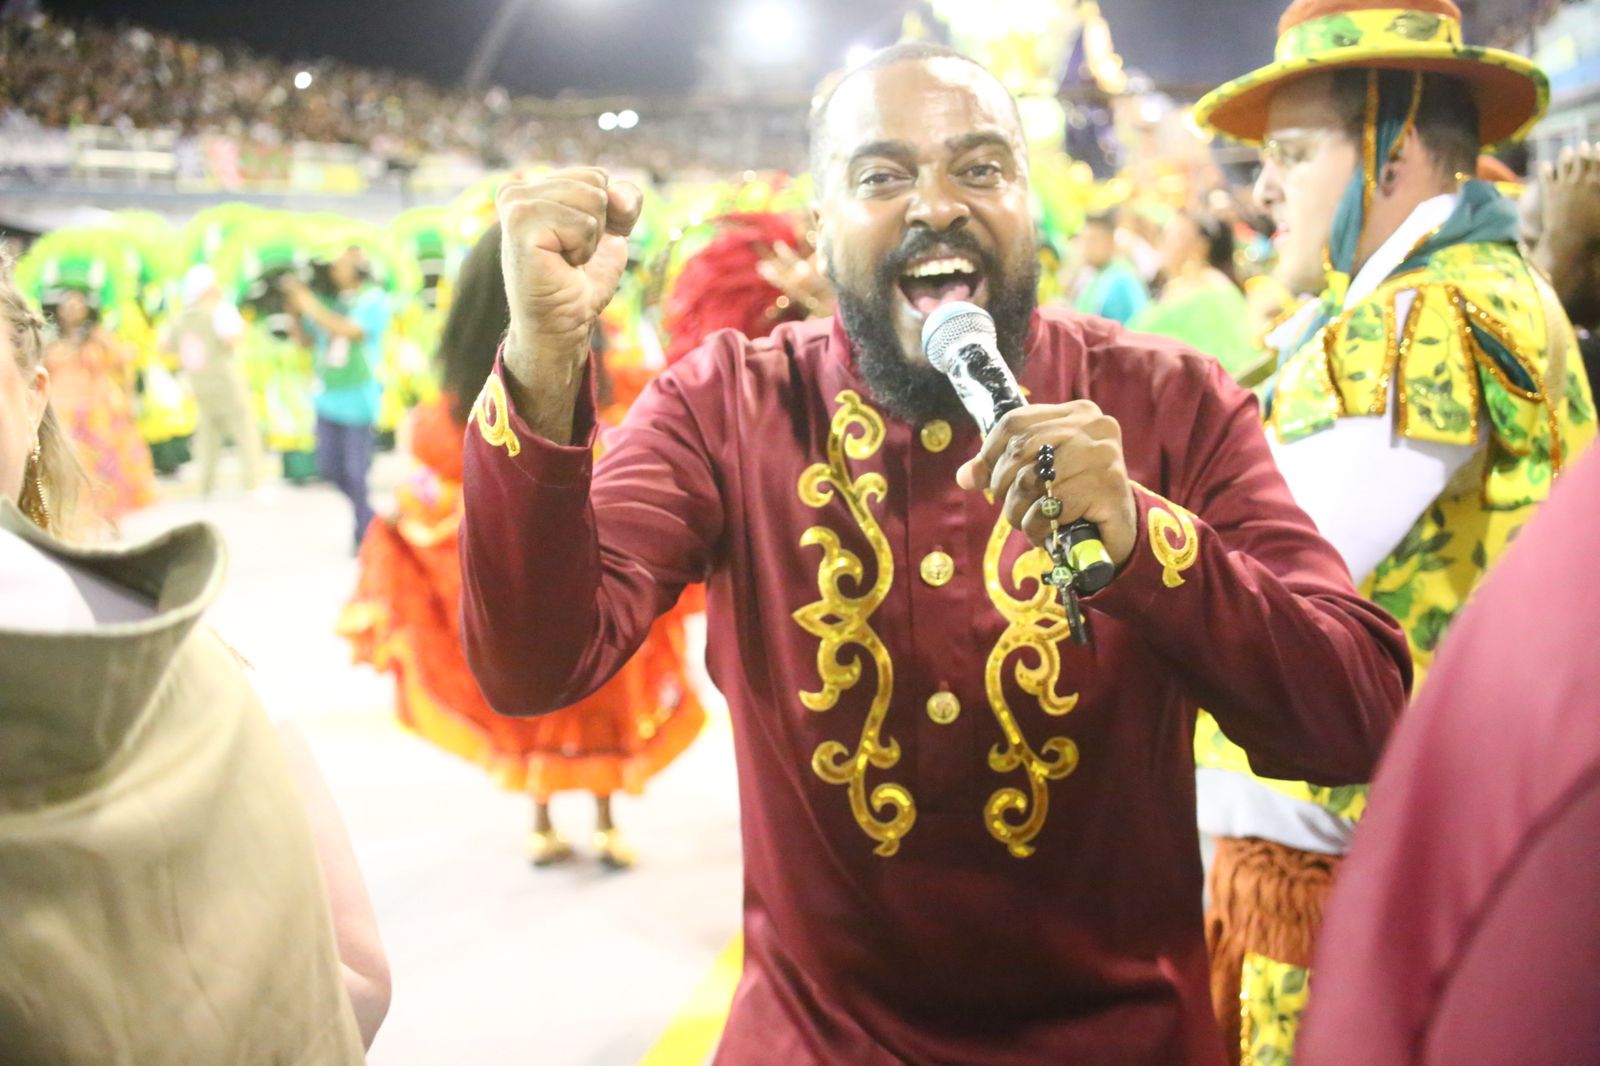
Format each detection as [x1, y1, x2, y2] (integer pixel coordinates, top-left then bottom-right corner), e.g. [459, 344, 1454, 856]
[1088, 359, 1412, 784]
[457, 344, 727, 717]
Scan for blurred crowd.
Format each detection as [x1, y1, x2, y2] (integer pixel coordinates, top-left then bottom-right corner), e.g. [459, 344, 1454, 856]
[0, 12, 698, 169]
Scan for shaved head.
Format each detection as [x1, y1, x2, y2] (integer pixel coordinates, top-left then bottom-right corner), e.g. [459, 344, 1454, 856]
[809, 43, 1024, 191]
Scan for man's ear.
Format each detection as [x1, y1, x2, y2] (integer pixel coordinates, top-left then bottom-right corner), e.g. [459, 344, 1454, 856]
[809, 203, 831, 279]
[1380, 126, 1429, 196]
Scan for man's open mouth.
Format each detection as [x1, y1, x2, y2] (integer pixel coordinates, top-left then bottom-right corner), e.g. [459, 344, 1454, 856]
[898, 254, 985, 317]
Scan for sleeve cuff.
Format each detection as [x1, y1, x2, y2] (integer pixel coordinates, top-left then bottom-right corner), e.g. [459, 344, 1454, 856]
[1084, 482, 1201, 619]
[466, 344, 599, 490]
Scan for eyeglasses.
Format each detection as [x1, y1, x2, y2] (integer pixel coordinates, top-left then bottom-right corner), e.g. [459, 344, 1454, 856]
[1260, 130, 1336, 170]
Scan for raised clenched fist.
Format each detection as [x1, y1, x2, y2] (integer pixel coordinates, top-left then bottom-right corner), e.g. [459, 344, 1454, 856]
[496, 168, 643, 406]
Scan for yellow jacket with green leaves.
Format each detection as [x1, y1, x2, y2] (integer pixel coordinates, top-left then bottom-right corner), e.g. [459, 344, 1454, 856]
[1197, 239, 1597, 820]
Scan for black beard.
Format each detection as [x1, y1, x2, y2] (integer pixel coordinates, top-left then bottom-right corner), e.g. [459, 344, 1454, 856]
[833, 230, 1038, 425]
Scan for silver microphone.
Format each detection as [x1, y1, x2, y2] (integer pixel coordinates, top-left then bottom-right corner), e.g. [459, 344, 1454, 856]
[920, 301, 1025, 434]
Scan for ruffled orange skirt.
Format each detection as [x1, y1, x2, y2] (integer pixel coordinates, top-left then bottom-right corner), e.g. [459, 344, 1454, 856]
[339, 453, 704, 800]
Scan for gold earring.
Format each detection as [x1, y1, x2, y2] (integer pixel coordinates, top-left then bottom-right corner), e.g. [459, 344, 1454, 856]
[22, 440, 50, 530]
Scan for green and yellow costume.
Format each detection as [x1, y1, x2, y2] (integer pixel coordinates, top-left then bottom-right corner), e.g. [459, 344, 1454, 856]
[1193, 2, 1592, 1062]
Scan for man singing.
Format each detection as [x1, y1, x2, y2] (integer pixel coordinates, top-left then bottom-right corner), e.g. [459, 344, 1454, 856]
[459, 43, 1409, 1064]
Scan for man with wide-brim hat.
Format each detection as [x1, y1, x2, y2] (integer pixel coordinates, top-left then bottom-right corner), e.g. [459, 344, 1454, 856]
[1191, 2, 1597, 1063]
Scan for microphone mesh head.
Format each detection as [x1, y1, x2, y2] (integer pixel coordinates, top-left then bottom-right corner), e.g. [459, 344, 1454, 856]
[921, 301, 997, 374]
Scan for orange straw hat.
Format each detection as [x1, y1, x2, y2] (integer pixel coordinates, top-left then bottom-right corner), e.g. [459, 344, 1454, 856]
[1194, 0, 1548, 147]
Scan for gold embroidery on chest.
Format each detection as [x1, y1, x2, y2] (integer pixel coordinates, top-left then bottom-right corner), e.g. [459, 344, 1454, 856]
[792, 390, 914, 857]
[981, 515, 1082, 858]
[469, 373, 521, 457]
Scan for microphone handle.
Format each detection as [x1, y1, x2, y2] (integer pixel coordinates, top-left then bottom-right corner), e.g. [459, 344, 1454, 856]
[983, 396, 1114, 595]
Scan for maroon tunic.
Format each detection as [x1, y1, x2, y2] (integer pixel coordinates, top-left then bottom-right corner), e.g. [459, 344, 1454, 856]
[1299, 450, 1600, 1066]
[459, 310, 1409, 1064]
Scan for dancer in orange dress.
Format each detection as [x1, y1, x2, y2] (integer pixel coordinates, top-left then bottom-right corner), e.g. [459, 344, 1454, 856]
[44, 290, 156, 520]
[340, 222, 704, 869]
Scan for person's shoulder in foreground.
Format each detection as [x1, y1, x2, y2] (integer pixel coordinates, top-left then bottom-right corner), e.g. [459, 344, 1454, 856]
[0, 506, 379, 1062]
[1299, 449, 1600, 1066]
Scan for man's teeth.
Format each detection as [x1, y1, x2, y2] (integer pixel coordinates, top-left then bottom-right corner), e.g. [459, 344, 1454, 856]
[903, 256, 978, 279]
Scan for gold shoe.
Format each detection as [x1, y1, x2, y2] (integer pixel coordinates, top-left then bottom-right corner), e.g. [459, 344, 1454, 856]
[594, 828, 635, 871]
[527, 828, 574, 867]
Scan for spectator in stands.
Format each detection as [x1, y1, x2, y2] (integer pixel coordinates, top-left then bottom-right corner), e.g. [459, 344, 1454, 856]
[0, 12, 723, 173]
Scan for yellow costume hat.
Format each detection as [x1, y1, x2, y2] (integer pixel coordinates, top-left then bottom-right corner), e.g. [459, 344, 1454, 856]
[1194, 0, 1548, 146]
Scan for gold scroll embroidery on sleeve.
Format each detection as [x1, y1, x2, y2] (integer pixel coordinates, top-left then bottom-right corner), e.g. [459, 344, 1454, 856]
[469, 373, 522, 457]
[1148, 498, 1199, 588]
[980, 515, 1082, 858]
[792, 390, 915, 857]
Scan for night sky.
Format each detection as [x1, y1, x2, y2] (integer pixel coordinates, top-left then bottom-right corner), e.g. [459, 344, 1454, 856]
[35, 0, 1287, 98]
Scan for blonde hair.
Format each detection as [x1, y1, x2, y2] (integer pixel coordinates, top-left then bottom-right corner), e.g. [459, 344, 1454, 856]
[2, 256, 88, 537]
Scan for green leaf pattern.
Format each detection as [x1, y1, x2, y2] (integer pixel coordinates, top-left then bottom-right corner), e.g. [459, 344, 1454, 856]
[1569, 369, 1595, 426]
[1406, 374, 1474, 436]
[1242, 241, 1595, 827]
[1283, 14, 1364, 57]
[1242, 952, 1312, 1066]
[1482, 379, 1528, 447]
[1387, 12, 1444, 41]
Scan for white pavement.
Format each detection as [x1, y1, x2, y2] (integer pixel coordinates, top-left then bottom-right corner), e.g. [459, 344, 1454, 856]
[123, 455, 743, 1066]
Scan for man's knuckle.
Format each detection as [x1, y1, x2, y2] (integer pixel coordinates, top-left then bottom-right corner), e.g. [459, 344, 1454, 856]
[997, 409, 1026, 436]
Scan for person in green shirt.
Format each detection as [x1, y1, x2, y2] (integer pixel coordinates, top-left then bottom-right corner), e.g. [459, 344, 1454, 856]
[282, 247, 392, 550]
[1070, 212, 1150, 325]
[1129, 209, 1260, 380]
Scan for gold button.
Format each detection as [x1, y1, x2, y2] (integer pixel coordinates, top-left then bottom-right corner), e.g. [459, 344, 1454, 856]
[919, 550, 955, 587]
[926, 691, 961, 725]
[919, 419, 952, 453]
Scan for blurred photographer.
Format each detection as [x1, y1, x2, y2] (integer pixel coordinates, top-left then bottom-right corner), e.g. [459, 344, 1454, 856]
[280, 247, 391, 551]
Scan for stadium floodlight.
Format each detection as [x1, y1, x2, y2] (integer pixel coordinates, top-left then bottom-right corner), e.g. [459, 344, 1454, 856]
[598, 112, 619, 131]
[617, 109, 639, 130]
[294, 71, 313, 90]
[845, 44, 873, 69]
[738, 0, 802, 61]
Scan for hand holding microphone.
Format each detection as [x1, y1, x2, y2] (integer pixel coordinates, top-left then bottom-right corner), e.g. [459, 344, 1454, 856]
[922, 303, 1136, 609]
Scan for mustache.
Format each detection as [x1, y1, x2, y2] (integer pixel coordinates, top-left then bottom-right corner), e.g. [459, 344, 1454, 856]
[875, 229, 999, 287]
